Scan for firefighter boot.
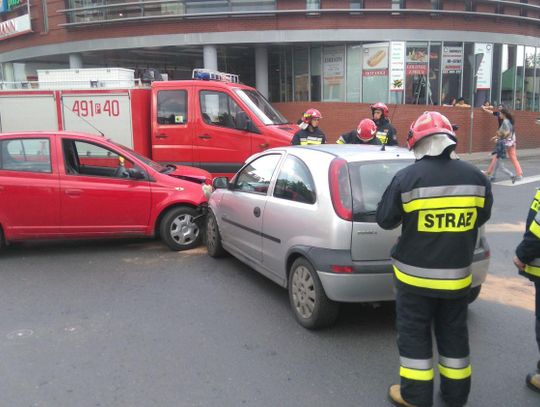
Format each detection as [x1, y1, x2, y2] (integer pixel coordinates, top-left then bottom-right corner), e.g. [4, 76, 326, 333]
[388, 385, 416, 407]
[526, 372, 540, 394]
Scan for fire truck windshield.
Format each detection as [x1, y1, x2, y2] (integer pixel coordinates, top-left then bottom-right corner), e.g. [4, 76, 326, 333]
[235, 89, 289, 126]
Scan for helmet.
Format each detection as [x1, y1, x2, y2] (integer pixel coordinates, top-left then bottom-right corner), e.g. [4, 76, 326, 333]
[406, 111, 456, 150]
[357, 119, 378, 142]
[302, 108, 323, 124]
[370, 102, 389, 118]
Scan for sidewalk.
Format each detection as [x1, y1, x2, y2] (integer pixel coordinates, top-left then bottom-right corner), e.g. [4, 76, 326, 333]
[459, 148, 540, 164]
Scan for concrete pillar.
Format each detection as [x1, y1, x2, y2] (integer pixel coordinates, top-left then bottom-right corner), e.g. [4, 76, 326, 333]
[69, 53, 83, 69]
[3, 62, 14, 82]
[255, 46, 269, 98]
[203, 45, 218, 71]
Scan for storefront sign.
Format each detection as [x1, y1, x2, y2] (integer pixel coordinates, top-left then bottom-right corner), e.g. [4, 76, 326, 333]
[0, 13, 31, 40]
[406, 47, 428, 76]
[406, 64, 428, 76]
[390, 42, 405, 91]
[442, 46, 463, 74]
[323, 47, 344, 78]
[475, 43, 493, 90]
[362, 43, 389, 74]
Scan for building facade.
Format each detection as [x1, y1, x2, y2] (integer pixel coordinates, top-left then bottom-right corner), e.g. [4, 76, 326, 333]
[0, 1, 539, 150]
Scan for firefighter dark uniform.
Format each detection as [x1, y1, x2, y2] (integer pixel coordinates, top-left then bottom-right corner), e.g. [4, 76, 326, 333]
[291, 127, 327, 146]
[374, 116, 398, 146]
[376, 112, 493, 407]
[336, 130, 381, 145]
[514, 188, 540, 393]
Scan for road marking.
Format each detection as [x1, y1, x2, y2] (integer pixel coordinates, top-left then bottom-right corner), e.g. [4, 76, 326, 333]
[493, 174, 540, 186]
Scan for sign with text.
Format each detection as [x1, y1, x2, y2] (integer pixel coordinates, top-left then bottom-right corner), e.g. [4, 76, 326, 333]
[362, 42, 389, 76]
[390, 42, 405, 91]
[0, 13, 31, 40]
[442, 46, 463, 74]
[475, 43, 493, 90]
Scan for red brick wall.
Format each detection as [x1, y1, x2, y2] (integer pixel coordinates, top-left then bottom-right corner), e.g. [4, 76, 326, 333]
[274, 102, 540, 153]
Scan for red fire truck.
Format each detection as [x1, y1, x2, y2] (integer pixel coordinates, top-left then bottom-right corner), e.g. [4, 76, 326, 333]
[0, 69, 295, 177]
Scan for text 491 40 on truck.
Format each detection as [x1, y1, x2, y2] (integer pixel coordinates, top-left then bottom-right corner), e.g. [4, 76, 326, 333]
[0, 69, 295, 178]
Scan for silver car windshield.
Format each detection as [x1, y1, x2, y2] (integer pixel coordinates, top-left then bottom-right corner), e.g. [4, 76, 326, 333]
[234, 89, 289, 125]
[349, 160, 413, 222]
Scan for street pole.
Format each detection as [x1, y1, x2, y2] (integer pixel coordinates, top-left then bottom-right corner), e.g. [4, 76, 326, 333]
[468, 52, 484, 154]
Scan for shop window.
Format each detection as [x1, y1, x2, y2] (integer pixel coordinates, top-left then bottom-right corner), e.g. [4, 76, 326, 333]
[473, 43, 494, 108]
[362, 42, 389, 104]
[441, 42, 463, 106]
[524, 47, 536, 111]
[346, 44, 362, 102]
[405, 42, 428, 105]
[310, 46, 322, 102]
[501, 44, 517, 108]
[294, 47, 310, 102]
[516, 46, 526, 110]
[323, 45, 346, 102]
[429, 42, 441, 105]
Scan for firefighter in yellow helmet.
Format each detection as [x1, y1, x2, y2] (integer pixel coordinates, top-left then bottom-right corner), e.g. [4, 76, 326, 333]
[376, 111, 493, 407]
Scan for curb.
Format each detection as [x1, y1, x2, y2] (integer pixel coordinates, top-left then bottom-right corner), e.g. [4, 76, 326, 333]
[459, 148, 540, 164]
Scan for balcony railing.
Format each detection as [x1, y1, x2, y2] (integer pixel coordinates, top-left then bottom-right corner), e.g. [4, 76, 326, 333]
[57, 1, 540, 27]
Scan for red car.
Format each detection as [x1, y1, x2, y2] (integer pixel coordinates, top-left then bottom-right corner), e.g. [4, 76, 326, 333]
[0, 131, 212, 250]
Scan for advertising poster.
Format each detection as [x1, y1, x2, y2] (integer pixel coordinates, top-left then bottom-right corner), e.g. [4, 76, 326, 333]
[323, 46, 345, 101]
[442, 46, 463, 74]
[406, 47, 428, 76]
[475, 43, 493, 90]
[0, 13, 31, 41]
[390, 41, 405, 91]
[362, 43, 389, 77]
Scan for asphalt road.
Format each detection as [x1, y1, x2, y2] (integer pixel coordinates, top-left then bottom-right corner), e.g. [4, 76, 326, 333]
[0, 157, 539, 407]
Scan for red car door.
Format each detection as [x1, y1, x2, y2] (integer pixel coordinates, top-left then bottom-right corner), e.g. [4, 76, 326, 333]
[151, 86, 194, 165]
[0, 136, 60, 239]
[194, 88, 252, 175]
[58, 137, 152, 236]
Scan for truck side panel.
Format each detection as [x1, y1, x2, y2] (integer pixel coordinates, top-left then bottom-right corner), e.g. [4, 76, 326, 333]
[0, 93, 58, 132]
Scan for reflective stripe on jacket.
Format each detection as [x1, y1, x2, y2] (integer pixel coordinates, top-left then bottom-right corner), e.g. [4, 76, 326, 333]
[516, 193, 540, 282]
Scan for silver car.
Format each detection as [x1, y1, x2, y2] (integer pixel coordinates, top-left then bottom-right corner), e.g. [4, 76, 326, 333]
[205, 145, 489, 329]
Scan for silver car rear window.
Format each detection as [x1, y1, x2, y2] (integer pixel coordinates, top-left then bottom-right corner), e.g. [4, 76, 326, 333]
[349, 160, 413, 222]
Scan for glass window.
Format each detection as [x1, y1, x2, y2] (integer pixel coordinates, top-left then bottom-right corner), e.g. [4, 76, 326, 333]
[405, 42, 428, 104]
[441, 42, 463, 106]
[535, 48, 540, 112]
[199, 90, 246, 130]
[362, 42, 390, 104]
[234, 89, 288, 125]
[323, 45, 346, 101]
[349, 160, 412, 222]
[524, 46, 536, 111]
[185, 0, 228, 14]
[63, 139, 134, 177]
[501, 44, 517, 108]
[294, 47, 310, 102]
[233, 154, 281, 195]
[431, 0, 443, 10]
[465, 0, 475, 11]
[310, 46, 322, 102]
[516, 46, 525, 110]
[230, 0, 275, 12]
[347, 44, 362, 102]
[462, 42, 475, 106]
[392, 0, 406, 9]
[474, 43, 494, 108]
[157, 90, 187, 125]
[350, 0, 364, 9]
[429, 42, 441, 105]
[306, 0, 320, 10]
[1, 138, 51, 173]
[491, 44, 502, 106]
[274, 156, 316, 204]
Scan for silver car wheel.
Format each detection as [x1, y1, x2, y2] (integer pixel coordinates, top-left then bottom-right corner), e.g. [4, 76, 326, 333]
[170, 213, 199, 245]
[291, 265, 316, 319]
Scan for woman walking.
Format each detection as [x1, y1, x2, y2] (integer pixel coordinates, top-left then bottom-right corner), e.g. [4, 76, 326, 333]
[483, 109, 523, 180]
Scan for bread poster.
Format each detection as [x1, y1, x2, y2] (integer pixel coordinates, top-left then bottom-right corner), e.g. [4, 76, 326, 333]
[363, 43, 389, 76]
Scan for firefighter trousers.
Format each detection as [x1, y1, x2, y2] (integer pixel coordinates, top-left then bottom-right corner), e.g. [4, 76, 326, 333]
[396, 288, 471, 407]
[536, 282, 540, 354]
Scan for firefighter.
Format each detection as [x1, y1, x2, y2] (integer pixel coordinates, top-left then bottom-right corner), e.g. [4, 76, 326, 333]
[376, 111, 493, 407]
[513, 188, 540, 394]
[371, 102, 398, 146]
[336, 119, 381, 145]
[291, 108, 327, 145]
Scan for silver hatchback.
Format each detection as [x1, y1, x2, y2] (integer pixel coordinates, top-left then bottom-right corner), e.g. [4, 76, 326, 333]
[206, 145, 489, 329]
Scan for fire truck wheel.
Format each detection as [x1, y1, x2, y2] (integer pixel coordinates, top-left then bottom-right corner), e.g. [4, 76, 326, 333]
[160, 206, 202, 251]
[206, 210, 226, 257]
[288, 257, 340, 330]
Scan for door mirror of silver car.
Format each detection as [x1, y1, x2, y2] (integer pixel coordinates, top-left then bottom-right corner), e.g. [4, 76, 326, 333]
[213, 176, 229, 189]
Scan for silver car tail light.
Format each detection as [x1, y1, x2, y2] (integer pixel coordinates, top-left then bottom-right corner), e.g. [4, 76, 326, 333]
[329, 158, 352, 221]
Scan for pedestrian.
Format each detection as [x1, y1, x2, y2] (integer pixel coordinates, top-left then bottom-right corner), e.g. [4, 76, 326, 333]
[370, 102, 398, 146]
[454, 97, 471, 108]
[376, 111, 493, 407]
[336, 118, 381, 145]
[291, 108, 327, 145]
[513, 188, 540, 394]
[488, 135, 516, 183]
[482, 108, 523, 181]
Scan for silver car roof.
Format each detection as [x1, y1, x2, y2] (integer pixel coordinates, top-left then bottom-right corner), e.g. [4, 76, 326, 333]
[264, 144, 415, 163]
